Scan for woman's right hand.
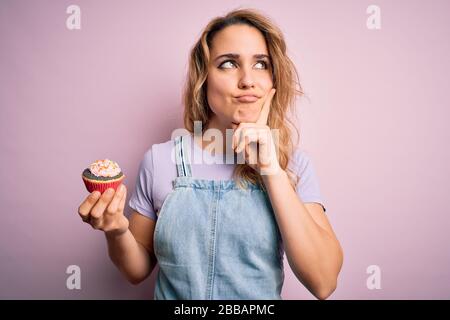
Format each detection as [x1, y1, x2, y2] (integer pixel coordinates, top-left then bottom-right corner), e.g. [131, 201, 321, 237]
[78, 184, 129, 237]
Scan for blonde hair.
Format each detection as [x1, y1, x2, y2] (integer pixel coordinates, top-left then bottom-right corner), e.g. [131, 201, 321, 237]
[182, 8, 303, 191]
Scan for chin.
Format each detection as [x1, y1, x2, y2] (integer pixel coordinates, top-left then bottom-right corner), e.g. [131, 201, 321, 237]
[230, 121, 239, 129]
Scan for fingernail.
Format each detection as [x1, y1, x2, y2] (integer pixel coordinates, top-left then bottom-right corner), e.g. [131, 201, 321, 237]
[119, 185, 125, 193]
[105, 188, 114, 195]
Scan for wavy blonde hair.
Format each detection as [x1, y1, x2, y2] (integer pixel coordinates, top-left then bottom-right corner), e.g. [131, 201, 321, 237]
[183, 8, 303, 191]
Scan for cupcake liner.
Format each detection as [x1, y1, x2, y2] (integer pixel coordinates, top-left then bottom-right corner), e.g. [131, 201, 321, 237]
[82, 174, 125, 194]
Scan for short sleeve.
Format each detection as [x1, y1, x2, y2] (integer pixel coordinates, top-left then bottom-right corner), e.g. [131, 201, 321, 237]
[128, 148, 157, 220]
[291, 150, 327, 213]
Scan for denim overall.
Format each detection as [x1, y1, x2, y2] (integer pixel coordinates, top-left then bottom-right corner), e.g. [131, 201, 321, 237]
[153, 135, 284, 299]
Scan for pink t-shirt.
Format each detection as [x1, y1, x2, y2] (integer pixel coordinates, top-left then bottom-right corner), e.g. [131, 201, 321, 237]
[129, 134, 326, 220]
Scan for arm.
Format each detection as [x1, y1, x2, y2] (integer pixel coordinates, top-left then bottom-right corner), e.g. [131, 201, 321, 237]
[79, 176, 158, 285]
[231, 89, 342, 299]
[106, 211, 158, 285]
[262, 170, 343, 300]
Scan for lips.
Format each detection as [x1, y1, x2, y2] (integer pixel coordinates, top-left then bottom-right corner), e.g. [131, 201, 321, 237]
[235, 95, 259, 103]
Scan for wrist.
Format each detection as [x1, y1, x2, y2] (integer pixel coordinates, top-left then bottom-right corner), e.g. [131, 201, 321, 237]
[261, 166, 286, 185]
[105, 227, 129, 240]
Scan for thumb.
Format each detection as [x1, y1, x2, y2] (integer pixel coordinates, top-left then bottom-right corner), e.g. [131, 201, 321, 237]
[118, 185, 127, 214]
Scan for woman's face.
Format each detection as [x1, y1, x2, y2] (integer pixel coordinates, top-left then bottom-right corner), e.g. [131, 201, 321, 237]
[206, 24, 274, 130]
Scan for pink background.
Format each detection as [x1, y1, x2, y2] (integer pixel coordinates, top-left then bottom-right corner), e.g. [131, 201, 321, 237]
[1, 0, 449, 299]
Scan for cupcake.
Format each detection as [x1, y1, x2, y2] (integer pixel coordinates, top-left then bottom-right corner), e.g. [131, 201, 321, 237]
[82, 159, 125, 193]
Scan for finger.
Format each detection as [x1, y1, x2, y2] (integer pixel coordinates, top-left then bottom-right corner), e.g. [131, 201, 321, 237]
[118, 186, 127, 213]
[90, 215, 103, 230]
[90, 188, 115, 219]
[232, 127, 243, 151]
[232, 123, 253, 149]
[258, 131, 274, 166]
[78, 191, 101, 220]
[233, 123, 256, 150]
[245, 139, 258, 165]
[256, 88, 276, 125]
[234, 127, 248, 153]
[105, 184, 126, 215]
[236, 130, 258, 154]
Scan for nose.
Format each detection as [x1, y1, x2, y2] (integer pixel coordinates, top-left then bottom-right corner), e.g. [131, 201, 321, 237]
[238, 67, 256, 89]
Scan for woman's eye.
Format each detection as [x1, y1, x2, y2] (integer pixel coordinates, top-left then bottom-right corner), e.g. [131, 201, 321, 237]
[219, 61, 236, 69]
[255, 61, 268, 69]
[218, 60, 268, 69]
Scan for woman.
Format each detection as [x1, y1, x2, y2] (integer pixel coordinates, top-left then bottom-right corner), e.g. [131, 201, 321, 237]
[78, 8, 343, 300]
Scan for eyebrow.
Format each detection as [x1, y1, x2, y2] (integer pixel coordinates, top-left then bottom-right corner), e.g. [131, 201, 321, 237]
[214, 53, 270, 61]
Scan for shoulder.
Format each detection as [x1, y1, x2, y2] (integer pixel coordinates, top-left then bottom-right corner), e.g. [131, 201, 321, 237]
[139, 138, 174, 171]
[150, 137, 174, 155]
[151, 133, 194, 162]
[144, 137, 182, 178]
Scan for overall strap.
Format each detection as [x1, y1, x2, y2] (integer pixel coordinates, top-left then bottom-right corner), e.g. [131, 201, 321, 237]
[174, 135, 192, 178]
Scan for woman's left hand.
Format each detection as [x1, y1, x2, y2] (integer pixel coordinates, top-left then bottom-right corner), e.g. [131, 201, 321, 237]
[232, 88, 281, 176]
